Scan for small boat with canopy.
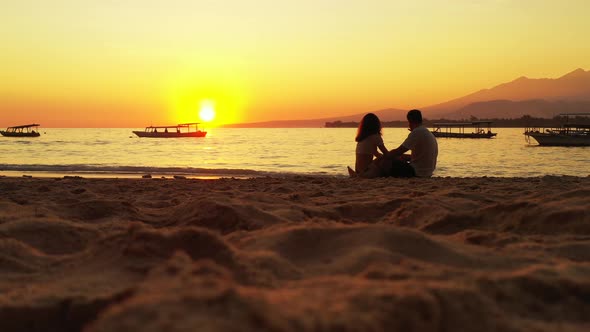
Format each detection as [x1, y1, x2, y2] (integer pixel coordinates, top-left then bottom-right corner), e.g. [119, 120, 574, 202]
[524, 113, 590, 146]
[0, 124, 41, 137]
[133, 123, 207, 138]
[431, 121, 497, 138]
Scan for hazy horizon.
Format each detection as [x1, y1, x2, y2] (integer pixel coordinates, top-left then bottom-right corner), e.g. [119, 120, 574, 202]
[2, 1, 590, 127]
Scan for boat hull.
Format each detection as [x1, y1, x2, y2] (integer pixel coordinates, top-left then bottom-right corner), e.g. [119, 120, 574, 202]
[133, 131, 207, 138]
[0, 131, 40, 137]
[525, 133, 590, 146]
[432, 132, 497, 139]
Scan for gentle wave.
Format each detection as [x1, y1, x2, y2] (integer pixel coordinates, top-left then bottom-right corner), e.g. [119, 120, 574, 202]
[0, 164, 335, 178]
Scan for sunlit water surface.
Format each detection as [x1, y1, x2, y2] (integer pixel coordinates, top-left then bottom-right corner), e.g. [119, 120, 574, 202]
[0, 128, 588, 178]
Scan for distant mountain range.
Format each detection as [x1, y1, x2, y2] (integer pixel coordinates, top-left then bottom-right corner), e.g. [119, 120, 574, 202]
[224, 68, 590, 127]
[423, 68, 590, 119]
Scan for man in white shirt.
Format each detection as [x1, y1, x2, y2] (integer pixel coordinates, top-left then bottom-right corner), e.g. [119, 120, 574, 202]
[383, 109, 438, 177]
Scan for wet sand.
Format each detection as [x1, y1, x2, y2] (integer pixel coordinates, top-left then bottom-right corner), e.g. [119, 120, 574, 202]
[1, 175, 589, 332]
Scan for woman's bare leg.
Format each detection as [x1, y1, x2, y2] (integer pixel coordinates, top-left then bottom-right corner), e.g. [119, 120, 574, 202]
[357, 160, 381, 178]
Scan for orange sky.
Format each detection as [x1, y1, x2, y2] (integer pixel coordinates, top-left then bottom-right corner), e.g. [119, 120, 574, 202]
[1, 1, 589, 127]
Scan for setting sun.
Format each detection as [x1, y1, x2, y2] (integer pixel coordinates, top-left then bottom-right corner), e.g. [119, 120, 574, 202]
[198, 100, 216, 122]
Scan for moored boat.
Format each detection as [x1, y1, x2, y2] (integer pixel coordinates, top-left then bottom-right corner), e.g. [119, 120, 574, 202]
[0, 124, 41, 137]
[431, 121, 497, 138]
[133, 123, 207, 138]
[524, 113, 590, 146]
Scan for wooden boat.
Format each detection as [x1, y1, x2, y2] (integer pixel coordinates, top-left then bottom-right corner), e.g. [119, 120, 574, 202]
[431, 121, 497, 138]
[0, 124, 41, 137]
[133, 123, 207, 138]
[524, 113, 590, 146]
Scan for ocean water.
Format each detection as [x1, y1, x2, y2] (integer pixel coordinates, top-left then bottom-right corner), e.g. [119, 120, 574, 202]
[0, 128, 588, 178]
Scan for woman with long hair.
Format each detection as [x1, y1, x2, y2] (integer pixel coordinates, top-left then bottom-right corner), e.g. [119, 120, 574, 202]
[348, 113, 388, 177]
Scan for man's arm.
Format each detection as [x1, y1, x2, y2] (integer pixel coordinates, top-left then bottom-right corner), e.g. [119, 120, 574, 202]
[385, 145, 409, 159]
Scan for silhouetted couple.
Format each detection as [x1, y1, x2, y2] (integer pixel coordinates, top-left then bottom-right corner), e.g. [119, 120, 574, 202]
[348, 109, 438, 178]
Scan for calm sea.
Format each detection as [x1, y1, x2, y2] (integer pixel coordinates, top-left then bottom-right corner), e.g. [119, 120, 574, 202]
[0, 128, 588, 178]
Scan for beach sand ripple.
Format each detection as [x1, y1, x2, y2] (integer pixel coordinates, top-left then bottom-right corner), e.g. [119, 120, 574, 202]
[1, 176, 589, 331]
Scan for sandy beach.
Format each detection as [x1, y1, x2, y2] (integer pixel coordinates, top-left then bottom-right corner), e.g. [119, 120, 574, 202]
[1, 175, 589, 331]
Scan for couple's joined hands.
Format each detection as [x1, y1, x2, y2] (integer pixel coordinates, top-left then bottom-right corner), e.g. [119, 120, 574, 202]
[399, 154, 411, 162]
[380, 152, 410, 162]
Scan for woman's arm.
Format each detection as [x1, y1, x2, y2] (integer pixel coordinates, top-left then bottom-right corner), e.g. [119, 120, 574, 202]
[376, 143, 388, 157]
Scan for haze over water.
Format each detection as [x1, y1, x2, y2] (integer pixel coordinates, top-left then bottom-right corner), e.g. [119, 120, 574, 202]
[1, 128, 588, 178]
